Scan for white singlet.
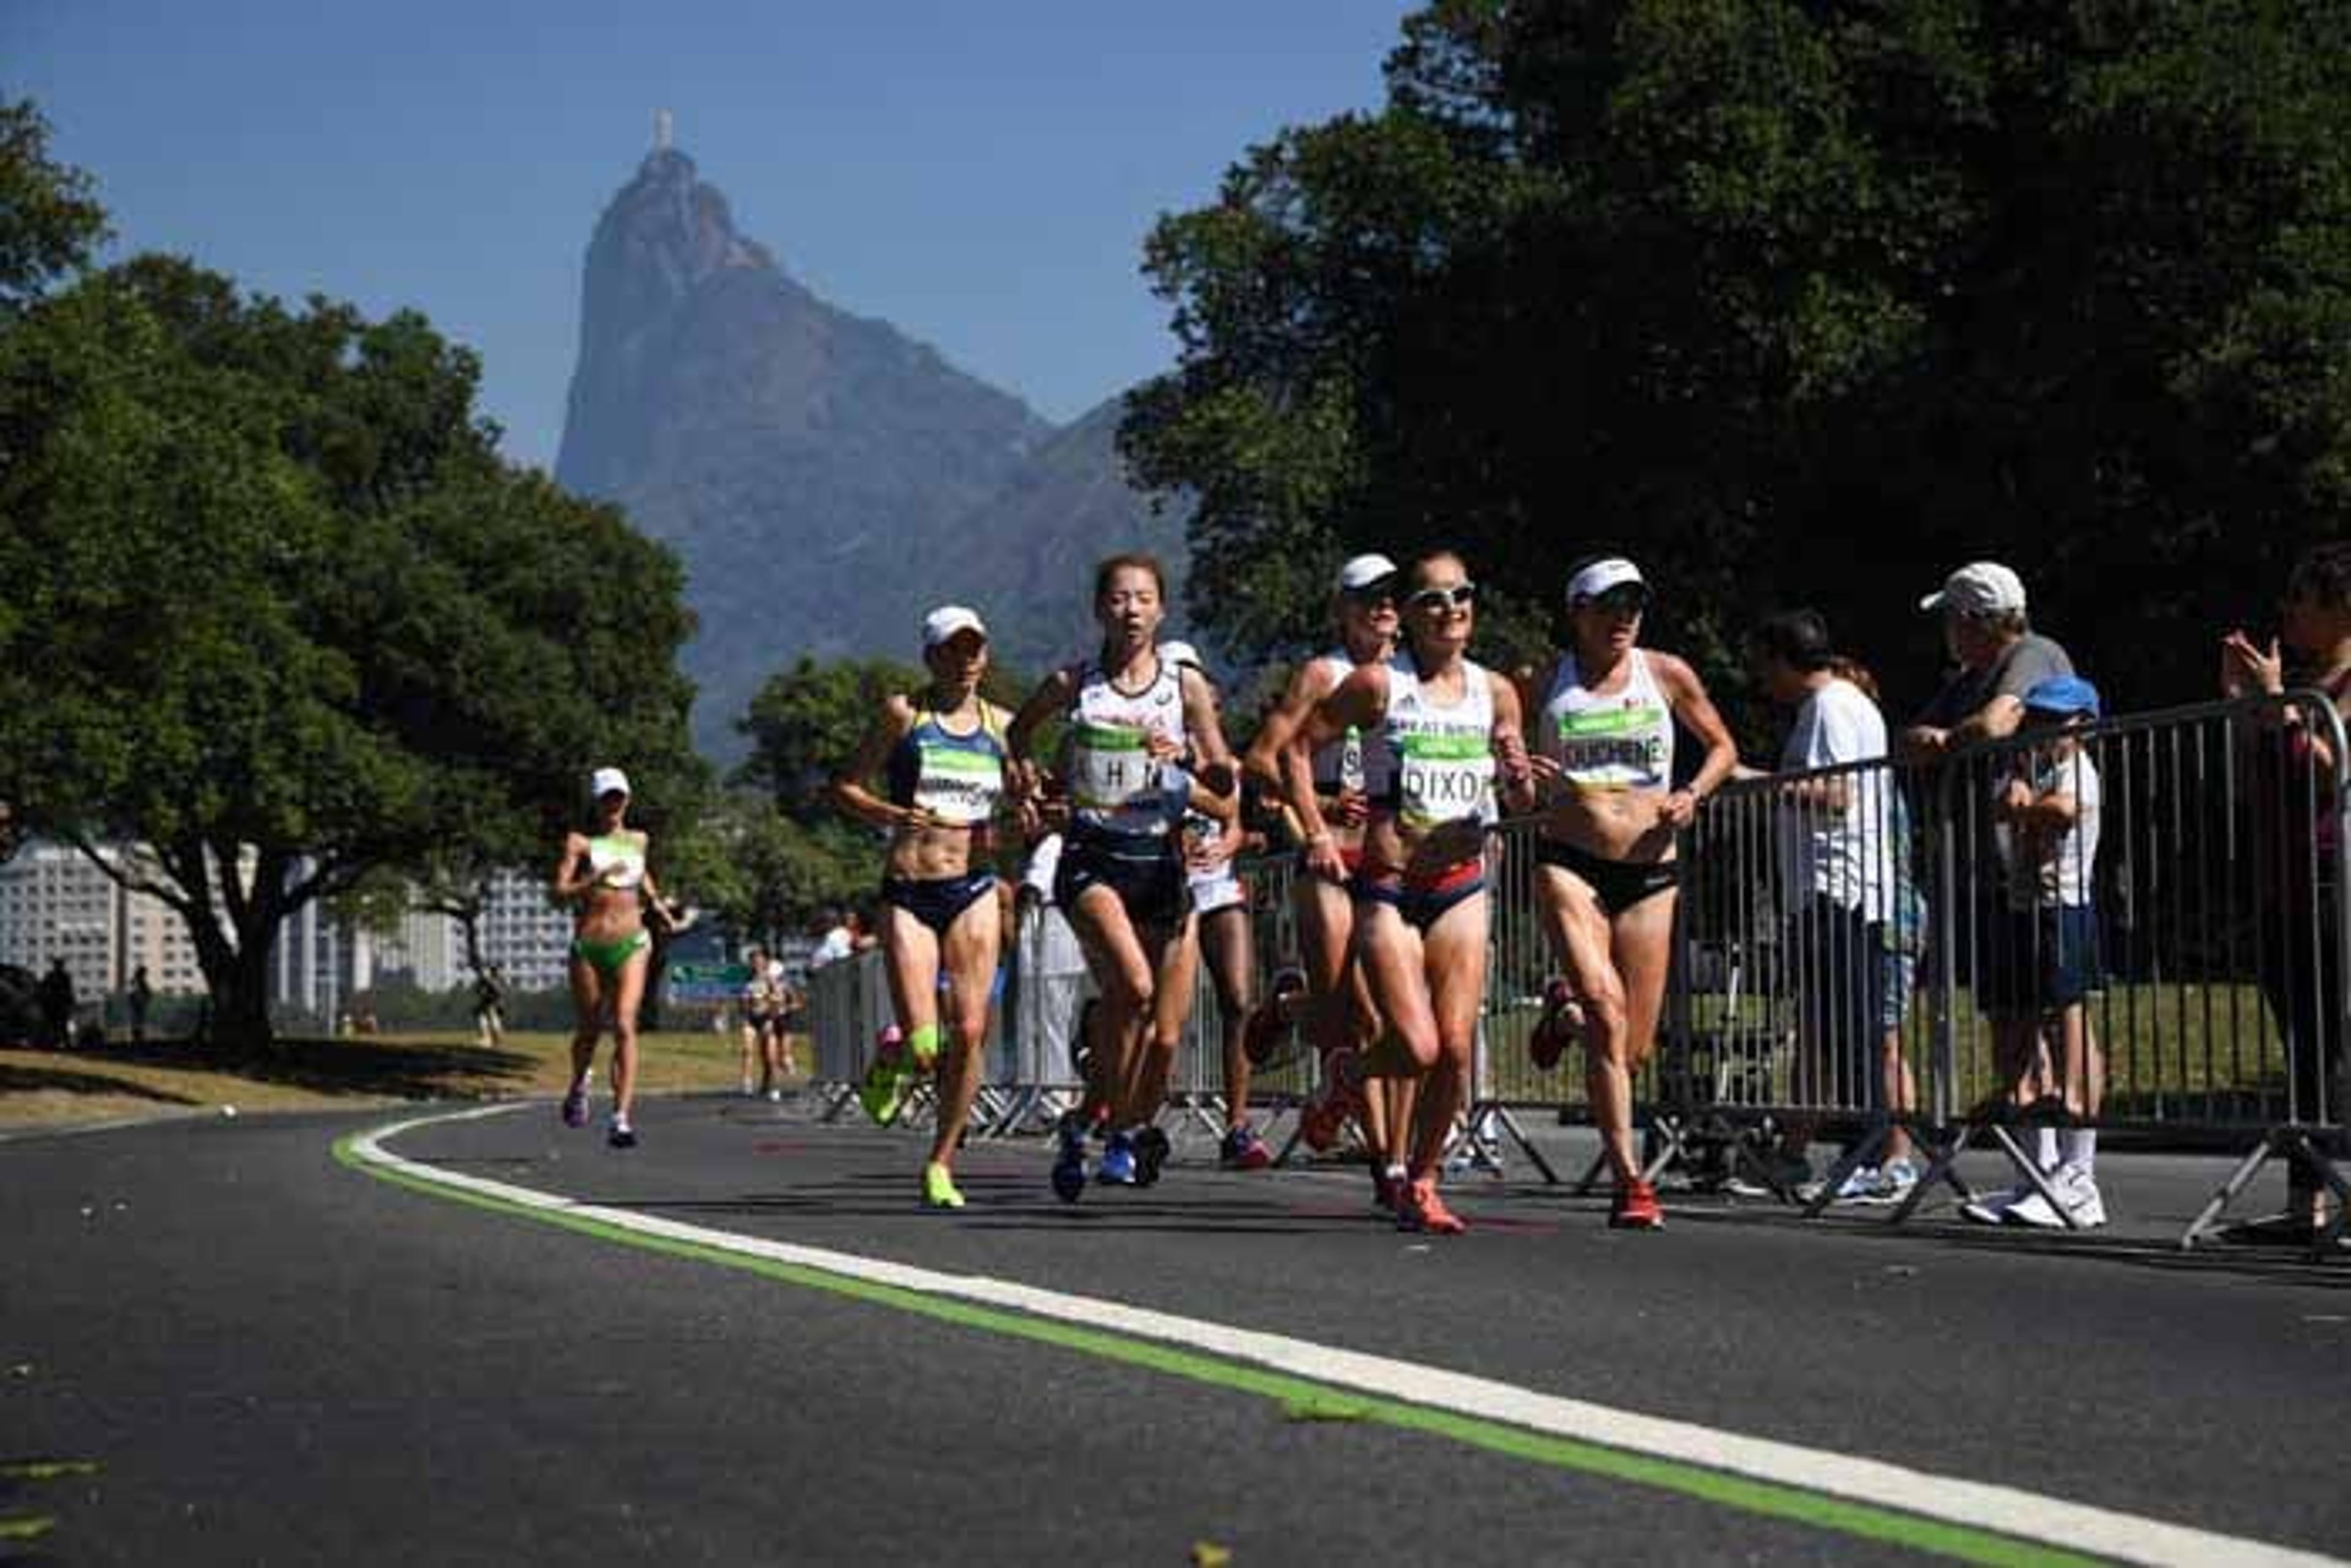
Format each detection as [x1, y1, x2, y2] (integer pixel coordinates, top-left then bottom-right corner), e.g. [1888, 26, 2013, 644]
[1376, 653, 1498, 831]
[1538, 650, 1675, 792]
[1065, 655, 1188, 838]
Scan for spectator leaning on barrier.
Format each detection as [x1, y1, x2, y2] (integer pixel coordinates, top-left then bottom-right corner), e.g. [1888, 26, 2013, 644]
[2221, 539, 2351, 1239]
[1898, 562, 2074, 763]
[1749, 609, 1918, 1204]
[1962, 675, 2109, 1230]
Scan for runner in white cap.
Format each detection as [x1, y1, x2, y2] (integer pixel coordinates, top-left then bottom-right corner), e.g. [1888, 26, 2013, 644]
[1008, 553, 1237, 1200]
[552, 767, 677, 1149]
[1277, 549, 1535, 1234]
[831, 604, 1014, 1209]
[1525, 556, 1738, 1229]
[1242, 552, 1408, 1207]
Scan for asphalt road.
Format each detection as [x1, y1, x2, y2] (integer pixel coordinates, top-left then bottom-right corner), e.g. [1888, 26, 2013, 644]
[4, 1094, 2346, 1566]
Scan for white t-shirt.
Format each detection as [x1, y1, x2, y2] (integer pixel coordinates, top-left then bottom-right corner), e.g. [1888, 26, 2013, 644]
[1777, 677, 1890, 921]
[1021, 833, 1065, 903]
[1995, 745, 2101, 910]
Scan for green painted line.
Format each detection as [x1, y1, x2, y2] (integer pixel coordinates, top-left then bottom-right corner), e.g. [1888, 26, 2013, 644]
[0, 1515, 56, 1542]
[333, 1131, 2100, 1568]
[0, 1460, 100, 1481]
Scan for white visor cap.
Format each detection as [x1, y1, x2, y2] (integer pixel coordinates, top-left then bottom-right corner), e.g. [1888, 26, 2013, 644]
[590, 767, 631, 799]
[1336, 553, 1400, 593]
[1565, 557, 1647, 604]
[921, 604, 989, 650]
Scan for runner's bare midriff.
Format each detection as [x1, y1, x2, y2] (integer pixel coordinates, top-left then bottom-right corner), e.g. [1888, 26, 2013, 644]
[1537, 786, 1677, 865]
[887, 822, 988, 882]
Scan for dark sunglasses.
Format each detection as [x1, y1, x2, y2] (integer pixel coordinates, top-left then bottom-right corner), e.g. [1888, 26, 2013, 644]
[1406, 582, 1478, 612]
[1578, 586, 1649, 615]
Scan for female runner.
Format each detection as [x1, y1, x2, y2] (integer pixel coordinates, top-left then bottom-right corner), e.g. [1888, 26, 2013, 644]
[1243, 553, 1406, 1206]
[553, 767, 675, 1149]
[832, 605, 1014, 1209]
[1526, 558, 1738, 1229]
[1008, 555, 1235, 1200]
[1283, 550, 1533, 1233]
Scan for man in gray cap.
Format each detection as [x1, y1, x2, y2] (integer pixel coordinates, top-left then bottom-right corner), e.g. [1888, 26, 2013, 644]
[1898, 561, 2075, 762]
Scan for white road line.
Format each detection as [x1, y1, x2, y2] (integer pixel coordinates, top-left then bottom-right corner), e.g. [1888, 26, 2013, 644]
[351, 1105, 2341, 1568]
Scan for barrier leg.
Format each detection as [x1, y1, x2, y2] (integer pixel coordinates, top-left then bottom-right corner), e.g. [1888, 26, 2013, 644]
[1893, 1121, 1974, 1225]
[1479, 1102, 1561, 1185]
[1799, 1120, 1892, 1218]
[2180, 1136, 2278, 1251]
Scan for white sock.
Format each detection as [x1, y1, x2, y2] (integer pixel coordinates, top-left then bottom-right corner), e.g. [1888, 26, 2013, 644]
[1385, 1163, 1407, 1182]
[2033, 1128, 2060, 1172]
[2060, 1130, 2096, 1176]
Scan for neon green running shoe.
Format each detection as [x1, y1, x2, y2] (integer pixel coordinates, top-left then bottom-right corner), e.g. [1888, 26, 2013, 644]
[859, 1059, 909, 1127]
[921, 1161, 966, 1209]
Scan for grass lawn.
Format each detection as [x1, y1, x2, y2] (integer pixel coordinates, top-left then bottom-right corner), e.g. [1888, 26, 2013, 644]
[0, 1027, 804, 1132]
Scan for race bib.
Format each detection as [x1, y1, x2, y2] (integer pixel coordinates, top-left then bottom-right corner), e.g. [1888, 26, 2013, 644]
[1398, 733, 1493, 829]
[912, 743, 1002, 825]
[1070, 722, 1158, 812]
[1553, 705, 1668, 790]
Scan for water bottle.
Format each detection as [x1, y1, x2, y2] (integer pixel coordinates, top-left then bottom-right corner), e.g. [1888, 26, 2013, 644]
[1340, 724, 1366, 795]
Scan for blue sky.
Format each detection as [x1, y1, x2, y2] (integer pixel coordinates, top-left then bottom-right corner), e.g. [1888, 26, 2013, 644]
[8, 0, 1412, 467]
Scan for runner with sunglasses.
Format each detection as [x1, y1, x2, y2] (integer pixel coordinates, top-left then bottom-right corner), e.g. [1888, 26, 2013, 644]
[1280, 550, 1534, 1233]
[1525, 557, 1738, 1229]
[1008, 553, 1236, 1199]
[1243, 553, 1406, 1207]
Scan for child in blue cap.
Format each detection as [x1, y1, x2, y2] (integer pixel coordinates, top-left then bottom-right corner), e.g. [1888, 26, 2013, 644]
[1965, 675, 2109, 1229]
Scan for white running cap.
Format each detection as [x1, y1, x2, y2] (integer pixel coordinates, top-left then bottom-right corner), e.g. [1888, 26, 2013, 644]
[1919, 561, 2026, 617]
[1335, 553, 1400, 593]
[921, 604, 988, 650]
[590, 767, 631, 799]
[1565, 557, 1646, 604]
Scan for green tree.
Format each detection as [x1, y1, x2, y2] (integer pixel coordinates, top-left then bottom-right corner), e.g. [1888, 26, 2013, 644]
[0, 99, 108, 312]
[0, 260, 705, 1043]
[1127, 2, 2351, 720]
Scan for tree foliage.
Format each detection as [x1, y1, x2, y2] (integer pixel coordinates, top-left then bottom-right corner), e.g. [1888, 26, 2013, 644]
[1125, 1, 2351, 721]
[0, 99, 108, 312]
[0, 257, 705, 1041]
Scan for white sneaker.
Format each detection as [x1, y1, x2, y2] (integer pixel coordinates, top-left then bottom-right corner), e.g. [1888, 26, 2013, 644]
[1831, 1165, 1882, 1204]
[2001, 1186, 2068, 1229]
[2004, 1167, 2107, 1230]
[765, 1088, 783, 1103]
[1961, 1179, 2033, 1225]
[1864, 1158, 1921, 1206]
[2059, 1165, 2107, 1228]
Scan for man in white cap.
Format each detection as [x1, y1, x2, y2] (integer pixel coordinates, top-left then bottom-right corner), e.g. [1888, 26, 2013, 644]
[1898, 561, 2075, 762]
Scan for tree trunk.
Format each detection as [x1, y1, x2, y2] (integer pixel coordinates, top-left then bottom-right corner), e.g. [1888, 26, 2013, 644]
[207, 938, 277, 1051]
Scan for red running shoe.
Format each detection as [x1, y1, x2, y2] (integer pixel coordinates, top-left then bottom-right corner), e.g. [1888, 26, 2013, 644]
[1397, 1177, 1468, 1235]
[1528, 977, 1584, 1071]
[1242, 967, 1306, 1066]
[1609, 1177, 1665, 1231]
[1299, 1048, 1365, 1152]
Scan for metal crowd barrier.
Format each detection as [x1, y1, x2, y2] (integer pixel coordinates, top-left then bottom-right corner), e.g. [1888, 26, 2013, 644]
[805, 691, 2347, 1253]
[1671, 691, 2349, 1247]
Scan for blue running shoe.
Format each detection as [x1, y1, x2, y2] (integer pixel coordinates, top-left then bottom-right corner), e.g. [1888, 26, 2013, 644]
[1097, 1132, 1139, 1186]
[1132, 1125, 1171, 1187]
[1051, 1114, 1089, 1203]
